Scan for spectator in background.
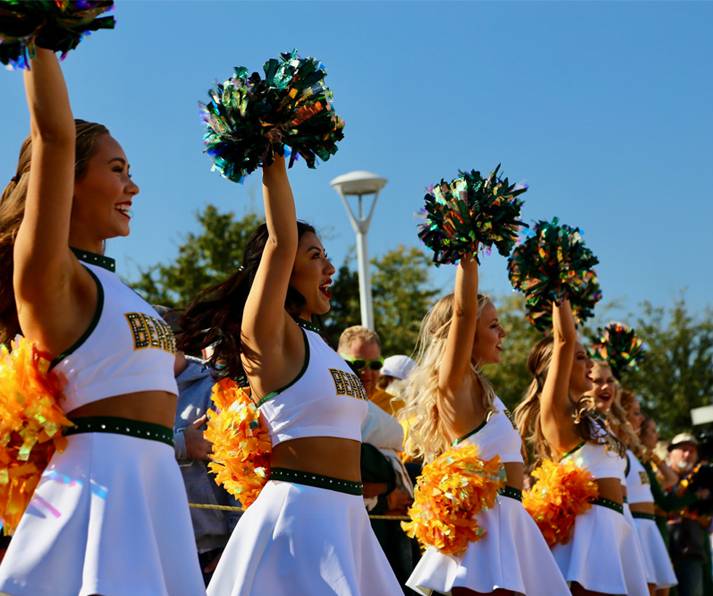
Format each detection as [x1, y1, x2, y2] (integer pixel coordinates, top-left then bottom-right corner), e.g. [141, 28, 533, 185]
[338, 326, 416, 592]
[371, 354, 416, 416]
[155, 306, 240, 586]
[667, 433, 710, 596]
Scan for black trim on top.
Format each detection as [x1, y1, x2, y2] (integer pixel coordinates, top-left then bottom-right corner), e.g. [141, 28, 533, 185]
[453, 418, 488, 446]
[294, 317, 321, 334]
[561, 441, 586, 460]
[71, 247, 116, 272]
[257, 327, 310, 407]
[625, 453, 631, 478]
[50, 266, 104, 368]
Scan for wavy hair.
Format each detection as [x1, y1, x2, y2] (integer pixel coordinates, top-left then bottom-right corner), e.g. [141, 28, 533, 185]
[400, 292, 497, 463]
[0, 120, 109, 346]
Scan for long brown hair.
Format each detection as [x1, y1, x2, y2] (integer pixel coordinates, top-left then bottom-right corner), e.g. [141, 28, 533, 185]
[179, 221, 316, 380]
[514, 335, 617, 464]
[0, 120, 110, 346]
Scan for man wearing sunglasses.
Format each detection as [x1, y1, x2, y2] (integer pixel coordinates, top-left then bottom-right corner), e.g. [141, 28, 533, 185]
[338, 326, 384, 397]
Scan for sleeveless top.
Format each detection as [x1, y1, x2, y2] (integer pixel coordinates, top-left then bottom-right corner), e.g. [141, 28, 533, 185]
[52, 249, 178, 412]
[626, 449, 654, 504]
[455, 397, 524, 464]
[257, 321, 368, 447]
[561, 420, 626, 481]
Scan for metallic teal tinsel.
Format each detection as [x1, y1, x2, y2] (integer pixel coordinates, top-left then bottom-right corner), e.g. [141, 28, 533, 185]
[590, 322, 645, 380]
[0, 1, 115, 69]
[200, 50, 345, 183]
[507, 217, 602, 331]
[418, 165, 527, 265]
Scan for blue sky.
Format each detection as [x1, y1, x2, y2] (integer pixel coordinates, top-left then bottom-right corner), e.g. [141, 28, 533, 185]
[1, 1, 711, 322]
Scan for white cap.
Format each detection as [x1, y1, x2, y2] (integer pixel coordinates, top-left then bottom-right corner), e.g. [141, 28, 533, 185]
[381, 355, 416, 380]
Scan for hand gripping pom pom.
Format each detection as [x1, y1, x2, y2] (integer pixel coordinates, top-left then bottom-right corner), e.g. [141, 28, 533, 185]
[0, 1, 115, 70]
[402, 444, 504, 555]
[200, 50, 345, 183]
[507, 217, 602, 331]
[590, 322, 645, 381]
[418, 165, 528, 265]
[0, 336, 72, 535]
[204, 378, 271, 508]
[523, 459, 598, 547]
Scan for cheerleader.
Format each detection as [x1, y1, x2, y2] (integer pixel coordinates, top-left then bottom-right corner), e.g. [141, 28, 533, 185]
[618, 390, 678, 595]
[0, 50, 204, 595]
[514, 301, 649, 595]
[180, 155, 401, 596]
[401, 256, 568, 595]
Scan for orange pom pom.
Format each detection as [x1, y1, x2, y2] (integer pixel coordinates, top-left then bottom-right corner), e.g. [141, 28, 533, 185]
[523, 458, 598, 547]
[204, 378, 271, 508]
[402, 444, 504, 556]
[0, 336, 72, 535]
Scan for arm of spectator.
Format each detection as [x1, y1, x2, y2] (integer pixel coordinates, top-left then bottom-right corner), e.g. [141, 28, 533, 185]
[646, 462, 697, 512]
[175, 415, 212, 462]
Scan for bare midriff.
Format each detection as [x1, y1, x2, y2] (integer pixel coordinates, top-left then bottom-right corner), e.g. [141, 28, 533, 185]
[67, 391, 177, 428]
[271, 437, 362, 482]
[629, 501, 656, 515]
[594, 477, 625, 504]
[503, 462, 525, 491]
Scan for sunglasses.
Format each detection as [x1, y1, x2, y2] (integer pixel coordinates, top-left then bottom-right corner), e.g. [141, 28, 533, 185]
[340, 355, 384, 372]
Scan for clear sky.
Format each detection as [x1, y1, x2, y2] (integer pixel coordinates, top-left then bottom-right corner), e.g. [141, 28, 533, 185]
[1, 1, 711, 320]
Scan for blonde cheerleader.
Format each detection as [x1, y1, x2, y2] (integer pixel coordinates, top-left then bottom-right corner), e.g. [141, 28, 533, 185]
[401, 256, 568, 596]
[514, 301, 649, 595]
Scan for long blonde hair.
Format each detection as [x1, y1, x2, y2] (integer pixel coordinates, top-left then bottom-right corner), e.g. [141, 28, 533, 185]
[401, 293, 496, 463]
[612, 388, 648, 462]
[514, 336, 607, 465]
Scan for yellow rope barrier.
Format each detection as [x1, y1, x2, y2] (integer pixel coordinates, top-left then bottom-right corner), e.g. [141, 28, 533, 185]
[189, 502, 409, 521]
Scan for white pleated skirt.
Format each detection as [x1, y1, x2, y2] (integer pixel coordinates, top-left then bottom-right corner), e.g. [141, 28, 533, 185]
[634, 515, 678, 588]
[207, 478, 402, 596]
[552, 503, 649, 595]
[406, 493, 569, 596]
[0, 432, 204, 596]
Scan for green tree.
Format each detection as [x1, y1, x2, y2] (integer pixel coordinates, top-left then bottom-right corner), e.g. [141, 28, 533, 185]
[371, 245, 439, 356]
[133, 205, 262, 306]
[625, 297, 713, 438]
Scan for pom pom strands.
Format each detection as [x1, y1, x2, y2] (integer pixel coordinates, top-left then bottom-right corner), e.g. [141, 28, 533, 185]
[0, 0, 115, 70]
[523, 458, 598, 547]
[204, 378, 271, 508]
[590, 322, 645, 380]
[0, 336, 71, 535]
[418, 165, 528, 265]
[201, 50, 345, 183]
[507, 217, 602, 331]
[402, 443, 504, 555]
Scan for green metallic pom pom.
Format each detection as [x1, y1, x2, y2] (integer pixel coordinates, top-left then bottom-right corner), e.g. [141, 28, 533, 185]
[0, 1, 115, 69]
[418, 165, 527, 265]
[590, 322, 645, 380]
[507, 217, 602, 331]
[200, 50, 345, 183]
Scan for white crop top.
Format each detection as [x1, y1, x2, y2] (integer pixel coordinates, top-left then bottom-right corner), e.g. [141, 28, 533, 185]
[562, 421, 626, 481]
[52, 250, 178, 412]
[626, 449, 654, 504]
[454, 397, 523, 464]
[257, 323, 368, 447]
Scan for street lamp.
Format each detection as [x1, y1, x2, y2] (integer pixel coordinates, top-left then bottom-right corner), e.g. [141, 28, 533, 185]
[330, 170, 387, 330]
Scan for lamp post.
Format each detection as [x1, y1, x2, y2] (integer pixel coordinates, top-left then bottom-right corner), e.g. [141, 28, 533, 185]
[330, 170, 387, 330]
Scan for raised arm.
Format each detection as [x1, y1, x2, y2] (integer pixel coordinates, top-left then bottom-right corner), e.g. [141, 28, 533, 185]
[539, 299, 578, 451]
[241, 155, 298, 354]
[14, 49, 76, 303]
[437, 255, 481, 433]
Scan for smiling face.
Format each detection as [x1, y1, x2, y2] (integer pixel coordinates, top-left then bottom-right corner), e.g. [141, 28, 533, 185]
[471, 301, 506, 366]
[589, 361, 617, 413]
[70, 134, 139, 247]
[570, 342, 594, 398]
[289, 231, 336, 318]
